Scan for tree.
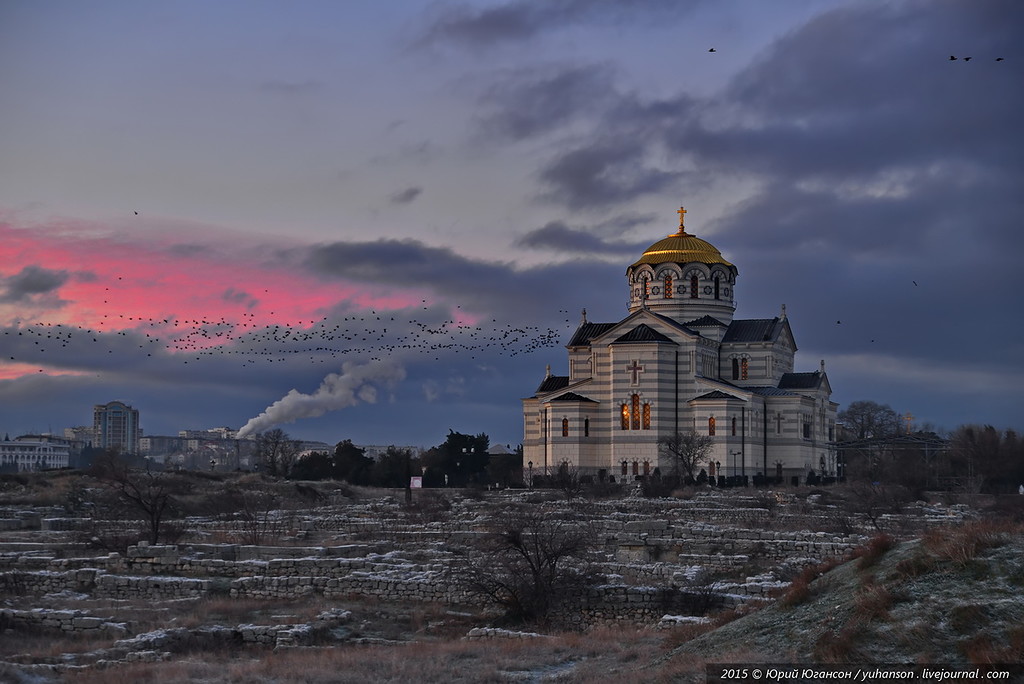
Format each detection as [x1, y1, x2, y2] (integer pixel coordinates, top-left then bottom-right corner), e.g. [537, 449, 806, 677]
[455, 505, 597, 625]
[333, 439, 373, 485]
[658, 431, 714, 484]
[254, 428, 300, 477]
[838, 401, 901, 440]
[423, 430, 489, 487]
[89, 451, 187, 545]
[370, 446, 415, 488]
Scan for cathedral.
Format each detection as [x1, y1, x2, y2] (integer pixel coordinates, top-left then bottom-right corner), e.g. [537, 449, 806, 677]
[522, 208, 838, 484]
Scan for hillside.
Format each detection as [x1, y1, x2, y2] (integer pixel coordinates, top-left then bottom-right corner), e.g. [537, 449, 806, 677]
[658, 520, 1024, 668]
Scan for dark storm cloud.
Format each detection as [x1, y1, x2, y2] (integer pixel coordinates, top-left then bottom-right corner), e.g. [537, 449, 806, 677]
[0, 265, 69, 303]
[516, 220, 648, 255]
[537, 140, 681, 209]
[418, 0, 697, 49]
[389, 186, 423, 205]
[476, 64, 617, 141]
[299, 238, 623, 321]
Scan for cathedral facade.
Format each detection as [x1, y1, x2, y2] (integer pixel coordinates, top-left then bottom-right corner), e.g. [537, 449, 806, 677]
[522, 209, 838, 483]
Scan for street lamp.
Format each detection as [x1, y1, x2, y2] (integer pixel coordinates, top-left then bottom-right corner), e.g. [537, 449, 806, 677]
[210, 458, 216, 472]
[730, 451, 741, 479]
[527, 460, 534, 490]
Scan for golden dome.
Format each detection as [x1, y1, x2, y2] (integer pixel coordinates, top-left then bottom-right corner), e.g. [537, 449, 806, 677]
[629, 208, 734, 270]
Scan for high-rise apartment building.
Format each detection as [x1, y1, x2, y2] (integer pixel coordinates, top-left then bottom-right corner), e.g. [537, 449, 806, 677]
[93, 401, 141, 454]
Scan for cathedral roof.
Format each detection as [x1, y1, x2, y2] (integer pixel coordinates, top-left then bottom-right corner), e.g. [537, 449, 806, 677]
[611, 324, 675, 344]
[746, 386, 799, 397]
[628, 209, 734, 271]
[566, 322, 618, 347]
[549, 392, 598, 403]
[684, 315, 728, 328]
[691, 390, 741, 401]
[536, 375, 570, 393]
[723, 318, 786, 343]
[779, 371, 825, 390]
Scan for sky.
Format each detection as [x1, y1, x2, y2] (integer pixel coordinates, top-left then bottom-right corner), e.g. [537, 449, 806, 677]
[2, 0, 1022, 448]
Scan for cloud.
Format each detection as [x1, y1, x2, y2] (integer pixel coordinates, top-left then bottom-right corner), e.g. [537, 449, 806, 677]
[515, 220, 647, 255]
[0, 265, 69, 304]
[260, 80, 325, 95]
[418, 0, 696, 49]
[537, 140, 681, 209]
[389, 186, 424, 205]
[475, 64, 617, 141]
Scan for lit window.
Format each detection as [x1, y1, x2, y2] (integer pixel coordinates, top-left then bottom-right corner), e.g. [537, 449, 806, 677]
[631, 395, 641, 430]
[741, 358, 748, 380]
[621, 404, 629, 430]
[561, 418, 569, 437]
[642, 403, 651, 430]
[709, 416, 716, 436]
[664, 275, 673, 299]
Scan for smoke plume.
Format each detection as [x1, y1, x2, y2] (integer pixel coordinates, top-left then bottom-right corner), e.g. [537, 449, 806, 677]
[237, 360, 405, 438]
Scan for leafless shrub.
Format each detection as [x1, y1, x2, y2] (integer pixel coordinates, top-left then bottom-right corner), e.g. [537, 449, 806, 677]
[453, 505, 598, 625]
[922, 519, 1020, 567]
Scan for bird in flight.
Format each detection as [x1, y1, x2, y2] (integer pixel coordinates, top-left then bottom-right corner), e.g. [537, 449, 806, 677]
[949, 55, 957, 61]
[708, 48, 716, 53]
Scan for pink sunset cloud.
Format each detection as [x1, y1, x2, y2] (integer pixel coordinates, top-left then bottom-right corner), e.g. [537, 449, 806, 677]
[0, 218, 427, 377]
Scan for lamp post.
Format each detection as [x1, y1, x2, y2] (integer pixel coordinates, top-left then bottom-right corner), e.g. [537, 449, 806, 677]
[730, 451, 741, 480]
[210, 458, 216, 472]
[527, 460, 534, 490]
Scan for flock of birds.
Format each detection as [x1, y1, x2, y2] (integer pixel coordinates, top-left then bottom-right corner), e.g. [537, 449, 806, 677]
[3, 295, 574, 375]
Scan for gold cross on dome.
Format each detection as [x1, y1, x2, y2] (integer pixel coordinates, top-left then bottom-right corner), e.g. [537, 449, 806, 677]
[677, 206, 687, 231]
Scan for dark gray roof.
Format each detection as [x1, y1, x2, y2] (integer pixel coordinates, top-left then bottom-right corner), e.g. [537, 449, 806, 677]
[690, 390, 740, 401]
[611, 324, 675, 345]
[723, 318, 784, 343]
[550, 392, 598, 403]
[566, 322, 617, 347]
[536, 375, 570, 393]
[779, 371, 823, 390]
[746, 386, 798, 397]
[684, 315, 728, 328]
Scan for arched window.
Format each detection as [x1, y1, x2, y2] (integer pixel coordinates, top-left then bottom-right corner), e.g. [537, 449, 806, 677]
[732, 358, 739, 380]
[643, 460, 650, 476]
[561, 418, 569, 437]
[741, 358, 749, 380]
[709, 416, 716, 436]
[584, 417, 590, 437]
[664, 275, 673, 299]
[631, 394, 641, 430]
[632, 460, 639, 476]
[731, 417, 737, 436]
[642, 403, 651, 430]
[621, 460, 628, 476]
[690, 275, 699, 299]
[621, 404, 630, 430]
[714, 275, 720, 300]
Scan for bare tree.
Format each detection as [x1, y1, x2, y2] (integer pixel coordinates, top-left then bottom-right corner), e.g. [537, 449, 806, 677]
[455, 505, 597, 625]
[219, 485, 289, 545]
[659, 431, 714, 484]
[254, 428, 299, 477]
[838, 401, 901, 440]
[90, 452, 187, 545]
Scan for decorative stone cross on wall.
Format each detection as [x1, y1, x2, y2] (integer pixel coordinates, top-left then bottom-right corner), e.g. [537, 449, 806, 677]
[627, 360, 644, 385]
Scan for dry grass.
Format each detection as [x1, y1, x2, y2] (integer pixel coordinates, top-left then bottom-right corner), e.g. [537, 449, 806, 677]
[921, 519, 1021, 567]
[853, 533, 895, 570]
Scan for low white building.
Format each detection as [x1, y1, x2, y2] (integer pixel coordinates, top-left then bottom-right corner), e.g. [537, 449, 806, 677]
[0, 434, 71, 472]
